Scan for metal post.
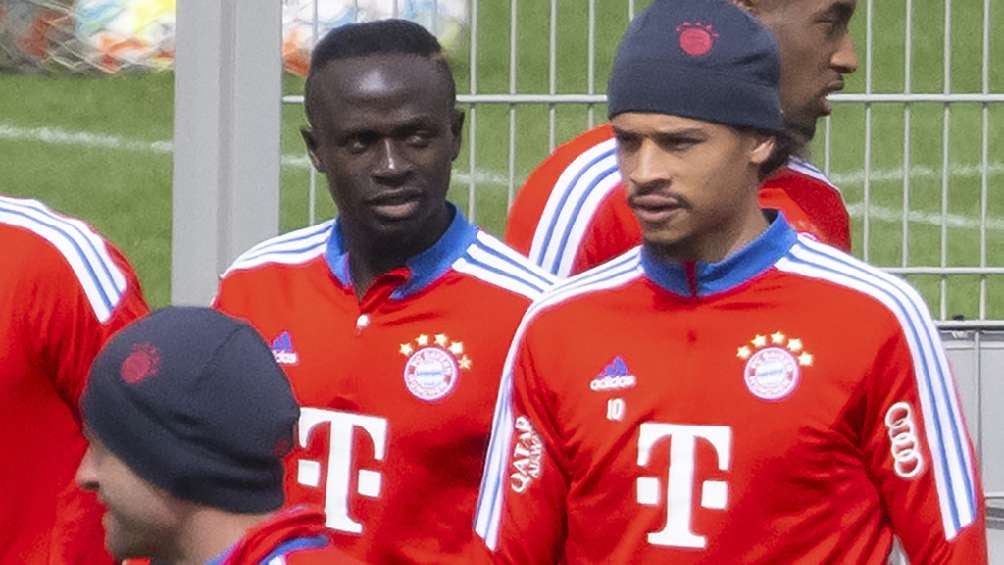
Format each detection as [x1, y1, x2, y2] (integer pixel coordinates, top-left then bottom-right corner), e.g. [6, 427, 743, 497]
[171, 0, 282, 305]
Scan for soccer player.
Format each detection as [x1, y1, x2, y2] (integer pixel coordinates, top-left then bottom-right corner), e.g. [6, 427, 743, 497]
[76, 307, 357, 564]
[475, 0, 987, 562]
[505, 0, 858, 277]
[0, 195, 149, 564]
[213, 20, 554, 562]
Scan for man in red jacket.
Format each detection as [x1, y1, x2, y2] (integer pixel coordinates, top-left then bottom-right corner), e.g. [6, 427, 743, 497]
[477, 1, 986, 561]
[505, 0, 859, 276]
[76, 307, 356, 564]
[0, 195, 149, 564]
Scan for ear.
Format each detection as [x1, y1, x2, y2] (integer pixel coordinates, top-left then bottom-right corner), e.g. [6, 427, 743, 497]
[450, 109, 465, 162]
[300, 127, 325, 173]
[748, 132, 777, 168]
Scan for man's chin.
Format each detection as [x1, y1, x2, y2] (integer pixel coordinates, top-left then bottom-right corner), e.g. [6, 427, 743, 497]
[784, 118, 817, 149]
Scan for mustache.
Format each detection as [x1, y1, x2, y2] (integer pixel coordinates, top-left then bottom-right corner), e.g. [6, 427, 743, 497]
[627, 182, 691, 209]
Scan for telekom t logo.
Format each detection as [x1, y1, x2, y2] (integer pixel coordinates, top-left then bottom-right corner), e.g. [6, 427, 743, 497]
[636, 423, 732, 548]
[296, 407, 388, 533]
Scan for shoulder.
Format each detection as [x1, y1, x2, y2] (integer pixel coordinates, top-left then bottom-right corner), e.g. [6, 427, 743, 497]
[0, 195, 136, 323]
[222, 220, 333, 277]
[519, 124, 620, 199]
[775, 234, 936, 335]
[451, 230, 558, 300]
[523, 247, 645, 327]
[775, 157, 842, 195]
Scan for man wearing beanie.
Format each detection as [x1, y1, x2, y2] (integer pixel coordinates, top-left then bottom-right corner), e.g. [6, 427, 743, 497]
[75, 307, 358, 564]
[475, 0, 987, 563]
[505, 0, 857, 277]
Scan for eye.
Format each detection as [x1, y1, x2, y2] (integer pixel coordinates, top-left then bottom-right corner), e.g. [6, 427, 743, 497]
[614, 133, 640, 151]
[405, 131, 433, 148]
[657, 137, 700, 152]
[342, 133, 375, 154]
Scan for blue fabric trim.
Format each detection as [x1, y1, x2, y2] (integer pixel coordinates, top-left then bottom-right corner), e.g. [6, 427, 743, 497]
[203, 534, 330, 565]
[324, 204, 477, 297]
[536, 147, 617, 266]
[545, 162, 621, 274]
[393, 207, 477, 298]
[784, 242, 974, 530]
[0, 204, 117, 311]
[324, 223, 353, 287]
[642, 212, 796, 297]
[258, 534, 330, 564]
[472, 239, 554, 290]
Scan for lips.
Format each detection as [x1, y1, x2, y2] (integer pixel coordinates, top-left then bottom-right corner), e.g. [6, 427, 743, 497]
[629, 193, 686, 226]
[365, 189, 423, 221]
[821, 80, 845, 115]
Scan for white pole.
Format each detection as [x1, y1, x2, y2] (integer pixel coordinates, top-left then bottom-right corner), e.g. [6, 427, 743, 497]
[171, 0, 282, 305]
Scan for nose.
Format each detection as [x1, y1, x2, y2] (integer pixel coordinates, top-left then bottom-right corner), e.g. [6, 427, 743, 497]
[75, 445, 99, 492]
[832, 34, 858, 75]
[624, 139, 669, 192]
[372, 138, 412, 181]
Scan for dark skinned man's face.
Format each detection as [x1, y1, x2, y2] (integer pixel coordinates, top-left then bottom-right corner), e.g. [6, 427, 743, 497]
[753, 0, 859, 145]
[302, 53, 464, 252]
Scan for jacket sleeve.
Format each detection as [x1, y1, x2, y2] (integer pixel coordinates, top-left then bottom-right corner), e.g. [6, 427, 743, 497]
[860, 306, 987, 562]
[475, 323, 569, 564]
[38, 242, 149, 406]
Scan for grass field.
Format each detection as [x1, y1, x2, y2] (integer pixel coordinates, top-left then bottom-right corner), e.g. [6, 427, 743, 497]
[0, 0, 1002, 317]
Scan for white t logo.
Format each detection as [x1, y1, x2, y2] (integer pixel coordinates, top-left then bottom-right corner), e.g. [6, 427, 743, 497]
[636, 423, 732, 548]
[296, 408, 388, 533]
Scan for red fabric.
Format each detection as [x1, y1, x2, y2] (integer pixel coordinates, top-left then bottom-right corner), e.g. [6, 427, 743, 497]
[223, 506, 360, 565]
[213, 223, 539, 564]
[505, 124, 852, 277]
[480, 230, 985, 563]
[0, 198, 149, 565]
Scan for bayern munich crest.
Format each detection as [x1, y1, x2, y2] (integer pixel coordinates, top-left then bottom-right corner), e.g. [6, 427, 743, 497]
[737, 332, 813, 400]
[400, 333, 472, 401]
[676, 21, 719, 57]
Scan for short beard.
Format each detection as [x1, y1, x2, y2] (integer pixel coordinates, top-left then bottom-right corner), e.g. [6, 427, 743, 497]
[783, 119, 815, 158]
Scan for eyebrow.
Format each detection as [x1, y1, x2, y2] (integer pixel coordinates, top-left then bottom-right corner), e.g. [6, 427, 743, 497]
[613, 126, 707, 138]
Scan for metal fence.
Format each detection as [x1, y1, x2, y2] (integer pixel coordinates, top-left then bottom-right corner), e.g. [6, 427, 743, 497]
[281, 0, 1002, 325]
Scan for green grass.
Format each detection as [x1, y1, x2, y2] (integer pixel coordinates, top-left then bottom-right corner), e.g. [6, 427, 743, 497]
[1, 0, 1002, 317]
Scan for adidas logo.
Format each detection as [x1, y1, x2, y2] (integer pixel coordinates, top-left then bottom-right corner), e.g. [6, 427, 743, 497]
[590, 356, 636, 391]
[271, 331, 299, 365]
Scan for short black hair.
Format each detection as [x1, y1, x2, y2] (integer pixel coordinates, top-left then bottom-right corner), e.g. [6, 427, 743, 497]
[304, 19, 457, 128]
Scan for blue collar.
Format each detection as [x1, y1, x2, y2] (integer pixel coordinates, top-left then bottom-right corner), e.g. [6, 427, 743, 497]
[204, 534, 329, 565]
[641, 212, 797, 298]
[325, 204, 478, 299]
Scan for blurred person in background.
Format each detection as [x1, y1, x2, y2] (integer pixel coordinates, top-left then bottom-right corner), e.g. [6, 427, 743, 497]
[213, 19, 553, 563]
[76, 307, 357, 564]
[0, 195, 148, 564]
[505, 0, 859, 277]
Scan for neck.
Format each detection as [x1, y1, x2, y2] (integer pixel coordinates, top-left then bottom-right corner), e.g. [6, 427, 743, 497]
[169, 508, 272, 565]
[650, 203, 769, 264]
[343, 204, 453, 298]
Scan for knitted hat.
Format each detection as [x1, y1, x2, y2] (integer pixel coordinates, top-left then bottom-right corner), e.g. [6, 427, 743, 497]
[607, 0, 783, 131]
[81, 307, 299, 514]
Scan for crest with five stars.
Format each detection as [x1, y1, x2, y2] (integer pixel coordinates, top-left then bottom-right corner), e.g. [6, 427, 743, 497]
[399, 333, 472, 401]
[736, 331, 813, 400]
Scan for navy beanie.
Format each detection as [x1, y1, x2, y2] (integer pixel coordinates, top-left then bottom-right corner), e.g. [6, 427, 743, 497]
[607, 0, 783, 132]
[81, 307, 299, 514]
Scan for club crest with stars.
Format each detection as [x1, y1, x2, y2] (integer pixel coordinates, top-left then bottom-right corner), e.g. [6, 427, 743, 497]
[400, 333, 472, 401]
[737, 331, 813, 401]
